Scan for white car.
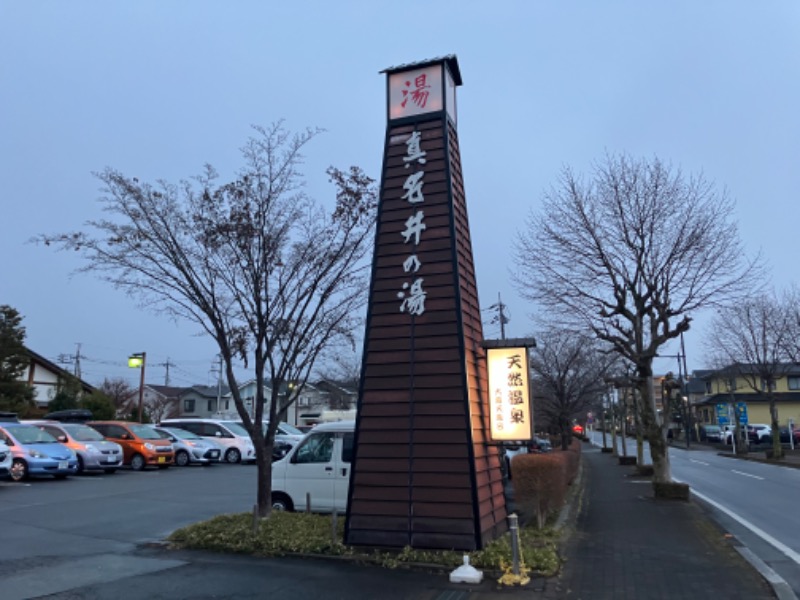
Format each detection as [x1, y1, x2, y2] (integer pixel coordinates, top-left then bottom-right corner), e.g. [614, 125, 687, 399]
[0, 440, 11, 477]
[271, 421, 354, 513]
[746, 424, 771, 444]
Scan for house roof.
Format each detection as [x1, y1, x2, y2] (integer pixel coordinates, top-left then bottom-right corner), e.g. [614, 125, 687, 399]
[695, 392, 800, 406]
[25, 347, 96, 393]
[146, 385, 187, 398]
[698, 363, 800, 378]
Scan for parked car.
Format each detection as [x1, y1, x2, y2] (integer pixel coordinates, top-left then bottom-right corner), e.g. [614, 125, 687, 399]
[235, 420, 306, 446]
[0, 422, 78, 481]
[28, 420, 123, 474]
[0, 411, 20, 423]
[778, 427, 800, 445]
[0, 439, 12, 477]
[87, 421, 174, 471]
[152, 426, 221, 466]
[699, 425, 722, 443]
[159, 418, 255, 464]
[271, 420, 354, 512]
[746, 424, 771, 444]
[721, 425, 737, 444]
[42, 409, 93, 423]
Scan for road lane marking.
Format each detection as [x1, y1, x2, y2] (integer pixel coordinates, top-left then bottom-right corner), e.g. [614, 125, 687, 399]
[685, 486, 800, 567]
[689, 459, 709, 466]
[731, 469, 764, 480]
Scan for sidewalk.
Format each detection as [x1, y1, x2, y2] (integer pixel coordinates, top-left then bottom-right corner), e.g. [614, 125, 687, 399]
[546, 446, 776, 599]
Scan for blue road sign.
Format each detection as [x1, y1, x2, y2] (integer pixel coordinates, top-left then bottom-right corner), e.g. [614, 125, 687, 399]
[716, 403, 729, 426]
[735, 402, 748, 425]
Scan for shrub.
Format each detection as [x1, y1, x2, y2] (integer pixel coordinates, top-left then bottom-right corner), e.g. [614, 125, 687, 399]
[512, 453, 569, 528]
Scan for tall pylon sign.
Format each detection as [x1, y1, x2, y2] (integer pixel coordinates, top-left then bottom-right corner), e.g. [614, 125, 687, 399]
[344, 55, 507, 551]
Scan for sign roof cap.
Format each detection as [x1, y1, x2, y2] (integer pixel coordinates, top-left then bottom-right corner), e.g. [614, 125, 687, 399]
[381, 54, 462, 86]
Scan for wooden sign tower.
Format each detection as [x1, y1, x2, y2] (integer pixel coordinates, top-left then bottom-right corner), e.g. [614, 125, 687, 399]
[344, 55, 507, 551]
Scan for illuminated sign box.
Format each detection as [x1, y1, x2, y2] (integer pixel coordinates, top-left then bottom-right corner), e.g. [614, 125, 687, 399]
[383, 55, 461, 124]
[483, 338, 536, 442]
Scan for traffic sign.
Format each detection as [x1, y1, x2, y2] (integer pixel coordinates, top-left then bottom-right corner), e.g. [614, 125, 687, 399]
[716, 403, 729, 426]
[735, 402, 748, 425]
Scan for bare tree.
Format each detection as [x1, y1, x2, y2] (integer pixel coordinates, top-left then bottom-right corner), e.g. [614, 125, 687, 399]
[37, 123, 377, 516]
[514, 153, 760, 484]
[707, 293, 793, 458]
[98, 378, 137, 416]
[146, 394, 179, 424]
[529, 328, 616, 450]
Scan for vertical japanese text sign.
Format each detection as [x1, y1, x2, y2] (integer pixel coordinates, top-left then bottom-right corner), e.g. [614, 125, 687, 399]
[387, 61, 458, 318]
[487, 346, 533, 441]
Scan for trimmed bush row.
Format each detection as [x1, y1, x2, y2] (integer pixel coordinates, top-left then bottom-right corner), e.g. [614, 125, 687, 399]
[511, 439, 581, 528]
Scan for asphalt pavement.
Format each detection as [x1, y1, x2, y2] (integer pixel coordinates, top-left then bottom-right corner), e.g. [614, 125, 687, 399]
[3, 442, 794, 599]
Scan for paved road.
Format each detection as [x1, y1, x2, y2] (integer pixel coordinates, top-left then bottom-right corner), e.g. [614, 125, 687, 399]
[0, 465, 469, 600]
[590, 430, 800, 596]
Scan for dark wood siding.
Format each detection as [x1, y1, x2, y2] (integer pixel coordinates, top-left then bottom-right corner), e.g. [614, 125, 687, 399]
[345, 109, 507, 551]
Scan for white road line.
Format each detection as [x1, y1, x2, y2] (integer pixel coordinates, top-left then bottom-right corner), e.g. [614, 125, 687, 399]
[689, 459, 710, 466]
[687, 486, 800, 567]
[731, 469, 764, 481]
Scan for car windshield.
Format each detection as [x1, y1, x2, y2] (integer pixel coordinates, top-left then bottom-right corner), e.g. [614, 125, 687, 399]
[62, 424, 105, 441]
[279, 422, 303, 436]
[163, 427, 201, 440]
[7, 425, 57, 444]
[220, 422, 249, 436]
[129, 424, 163, 440]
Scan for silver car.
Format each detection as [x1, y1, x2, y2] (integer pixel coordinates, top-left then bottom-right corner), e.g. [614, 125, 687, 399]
[29, 421, 124, 474]
[153, 426, 222, 466]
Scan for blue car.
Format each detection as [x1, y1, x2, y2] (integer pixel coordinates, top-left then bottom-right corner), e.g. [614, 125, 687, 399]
[0, 423, 78, 481]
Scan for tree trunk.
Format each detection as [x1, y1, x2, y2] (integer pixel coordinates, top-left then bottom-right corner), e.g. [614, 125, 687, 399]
[255, 441, 272, 517]
[638, 369, 672, 483]
[769, 397, 783, 459]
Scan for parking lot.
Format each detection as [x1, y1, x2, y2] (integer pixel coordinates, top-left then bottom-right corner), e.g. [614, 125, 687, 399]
[0, 463, 456, 600]
[0, 462, 258, 597]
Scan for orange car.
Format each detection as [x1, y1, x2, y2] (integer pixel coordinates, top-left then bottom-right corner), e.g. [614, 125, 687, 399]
[87, 421, 174, 470]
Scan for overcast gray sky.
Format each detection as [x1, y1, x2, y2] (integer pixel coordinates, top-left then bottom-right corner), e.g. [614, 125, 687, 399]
[2, 1, 798, 389]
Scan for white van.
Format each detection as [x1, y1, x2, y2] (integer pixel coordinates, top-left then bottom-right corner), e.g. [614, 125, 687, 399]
[159, 418, 255, 464]
[270, 420, 354, 513]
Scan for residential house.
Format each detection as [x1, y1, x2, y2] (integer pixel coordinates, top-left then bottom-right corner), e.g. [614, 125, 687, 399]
[692, 364, 800, 429]
[178, 385, 231, 418]
[142, 384, 185, 422]
[21, 348, 95, 410]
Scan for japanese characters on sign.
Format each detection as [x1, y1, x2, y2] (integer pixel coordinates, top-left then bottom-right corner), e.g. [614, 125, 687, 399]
[388, 66, 443, 120]
[397, 130, 427, 316]
[487, 347, 533, 441]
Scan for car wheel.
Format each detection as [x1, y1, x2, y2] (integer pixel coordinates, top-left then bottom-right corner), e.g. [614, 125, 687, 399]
[104, 468, 117, 474]
[225, 448, 241, 464]
[271, 493, 294, 512]
[175, 450, 190, 467]
[130, 454, 146, 471]
[10, 459, 28, 482]
[76, 455, 85, 474]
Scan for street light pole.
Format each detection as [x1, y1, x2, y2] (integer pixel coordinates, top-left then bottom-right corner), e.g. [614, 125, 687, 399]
[128, 352, 147, 422]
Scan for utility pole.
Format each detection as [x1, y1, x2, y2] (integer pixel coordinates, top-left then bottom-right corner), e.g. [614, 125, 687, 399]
[74, 343, 82, 380]
[488, 292, 509, 340]
[215, 354, 223, 416]
[158, 357, 174, 386]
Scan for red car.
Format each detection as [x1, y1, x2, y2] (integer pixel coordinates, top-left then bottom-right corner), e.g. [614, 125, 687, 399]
[572, 424, 585, 436]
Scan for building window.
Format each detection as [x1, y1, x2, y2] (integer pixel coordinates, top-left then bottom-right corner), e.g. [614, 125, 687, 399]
[184, 399, 195, 413]
[788, 376, 800, 391]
